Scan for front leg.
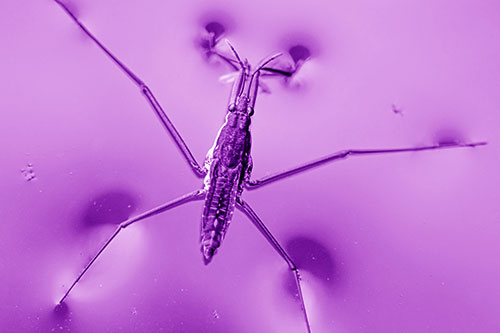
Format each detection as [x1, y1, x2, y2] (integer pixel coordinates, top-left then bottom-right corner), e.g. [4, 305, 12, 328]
[246, 141, 487, 189]
[199, 30, 294, 78]
[54, 0, 206, 177]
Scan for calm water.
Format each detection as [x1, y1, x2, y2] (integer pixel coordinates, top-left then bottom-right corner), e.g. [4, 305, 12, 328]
[1, 0, 499, 332]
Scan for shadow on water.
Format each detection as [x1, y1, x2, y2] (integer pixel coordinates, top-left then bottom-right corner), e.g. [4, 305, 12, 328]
[283, 235, 340, 299]
[434, 127, 466, 146]
[197, 10, 235, 55]
[39, 302, 78, 332]
[288, 44, 311, 64]
[81, 189, 138, 228]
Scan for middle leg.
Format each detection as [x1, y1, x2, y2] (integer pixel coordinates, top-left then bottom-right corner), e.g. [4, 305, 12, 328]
[53, 0, 206, 177]
[246, 141, 487, 189]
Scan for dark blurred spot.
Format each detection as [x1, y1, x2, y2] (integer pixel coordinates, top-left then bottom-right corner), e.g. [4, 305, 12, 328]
[197, 10, 234, 53]
[276, 36, 318, 88]
[283, 236, 338, 297]
[44, 302, 75, 332]
[199, 21, 226, 51]
[205, 22, 225, 41]
[82, 190, 137, 228]
[287, 236, 336, 282]
[53, 303, 69, 319]
[391, 104, 403, 115]
[288, 45, 311, 64]
[434, 128, 464, 146]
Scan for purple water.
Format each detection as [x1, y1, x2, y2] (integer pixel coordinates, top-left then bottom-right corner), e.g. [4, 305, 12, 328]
[1, 0, 499, 332]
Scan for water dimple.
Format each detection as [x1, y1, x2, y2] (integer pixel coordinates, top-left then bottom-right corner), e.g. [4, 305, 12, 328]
[284, 235, 339, 291]
[82, 190, 137, 228]
[199, 20, 227, 52]
[434, 128, 465, 146]
[205, 22, 225, 41]
[212, 309, 220, 319]
[288, 44, 311, 64]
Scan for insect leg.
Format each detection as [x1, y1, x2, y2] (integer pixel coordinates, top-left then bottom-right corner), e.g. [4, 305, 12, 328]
[236, 198, 312, 333]
[246, 141, 487, 189]
[203, 40, 293, 77]
[214, 51, 292, 77]
[58, 189, 205, 304]
[53, 0, 206, 177]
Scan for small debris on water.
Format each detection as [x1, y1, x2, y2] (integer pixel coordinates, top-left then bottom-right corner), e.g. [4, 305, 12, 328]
[21, 163, 36, 181]
[391, 104, 403, 116]
[212, 309, 220, 319]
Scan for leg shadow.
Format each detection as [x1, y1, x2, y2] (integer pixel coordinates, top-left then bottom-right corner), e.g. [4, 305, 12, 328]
[283, 234, 340, 299]
[81, 189, 138, 228]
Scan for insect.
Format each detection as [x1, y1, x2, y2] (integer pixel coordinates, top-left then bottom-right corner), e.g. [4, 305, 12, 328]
[54, 1, 486, 332]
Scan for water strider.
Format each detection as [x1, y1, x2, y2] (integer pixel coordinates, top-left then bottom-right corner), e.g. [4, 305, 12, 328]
[54, 1, 486, 332]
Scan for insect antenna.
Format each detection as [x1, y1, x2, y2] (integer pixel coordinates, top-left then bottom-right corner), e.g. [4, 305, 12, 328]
[225, 39, 245, 69]
[245, 52, 284, 104]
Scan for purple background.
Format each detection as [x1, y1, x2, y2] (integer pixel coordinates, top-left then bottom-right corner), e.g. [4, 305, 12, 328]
[1, 0, 499, 332]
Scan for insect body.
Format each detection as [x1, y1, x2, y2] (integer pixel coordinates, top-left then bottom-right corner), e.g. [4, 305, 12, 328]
[201, 109, 251, 263]
[54, 2, 486, 332]
[201, 49, 280, 263]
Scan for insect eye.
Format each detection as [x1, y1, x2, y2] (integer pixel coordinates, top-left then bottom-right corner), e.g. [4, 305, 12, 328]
[247, 107, 254, 116]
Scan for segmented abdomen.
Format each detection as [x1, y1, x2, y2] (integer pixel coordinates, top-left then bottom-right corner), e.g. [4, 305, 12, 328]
[200, 164, 240, 264]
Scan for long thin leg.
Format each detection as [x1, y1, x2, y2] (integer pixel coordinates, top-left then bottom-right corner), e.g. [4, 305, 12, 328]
[53, 0, 205, 177]
[59, 189, 205, 304]
[247, 141, 487, 189]
[236, 199, 312, 333]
